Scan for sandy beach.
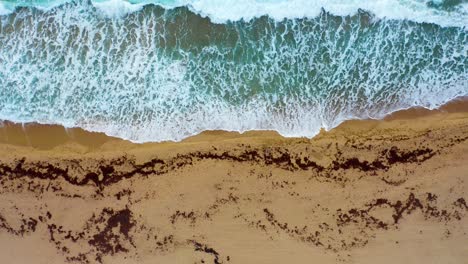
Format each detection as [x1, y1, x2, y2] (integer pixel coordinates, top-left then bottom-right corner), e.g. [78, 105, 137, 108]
[1, 1, 466, 263]
[0, 99, 467, 264]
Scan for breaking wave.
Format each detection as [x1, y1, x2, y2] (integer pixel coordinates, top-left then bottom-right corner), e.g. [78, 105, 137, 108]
[0, 0, 467, 142]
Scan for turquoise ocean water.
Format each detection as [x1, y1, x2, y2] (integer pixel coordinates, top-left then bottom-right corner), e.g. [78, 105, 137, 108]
[0, 0, 467, 141]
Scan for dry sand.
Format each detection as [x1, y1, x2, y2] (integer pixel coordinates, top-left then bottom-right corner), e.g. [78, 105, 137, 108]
[0, 99, 467, 264]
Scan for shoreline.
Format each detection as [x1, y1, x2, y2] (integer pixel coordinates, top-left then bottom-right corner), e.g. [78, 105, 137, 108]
[0, 96, 467, 263]
[1, 96, 467, 150]
[1, 2, 466, 262]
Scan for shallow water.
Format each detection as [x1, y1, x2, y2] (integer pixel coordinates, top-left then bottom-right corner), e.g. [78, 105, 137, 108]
[0, 0, 467, 142]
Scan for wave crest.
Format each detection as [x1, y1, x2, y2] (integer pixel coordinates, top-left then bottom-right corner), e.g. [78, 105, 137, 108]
[0, 0, 467, 27]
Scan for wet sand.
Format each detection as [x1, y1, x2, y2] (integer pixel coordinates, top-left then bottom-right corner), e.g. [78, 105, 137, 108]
[0, 98, 467, 264]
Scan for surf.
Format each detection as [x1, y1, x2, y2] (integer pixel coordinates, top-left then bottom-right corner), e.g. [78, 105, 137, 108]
[0, 0, 466, 142]
[0, 0, 467, 27]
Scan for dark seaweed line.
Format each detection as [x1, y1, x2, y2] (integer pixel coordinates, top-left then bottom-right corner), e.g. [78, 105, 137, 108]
[0, 144, 439, 188]
[234, 192, 468, 253]
[258, 193, 467, 252]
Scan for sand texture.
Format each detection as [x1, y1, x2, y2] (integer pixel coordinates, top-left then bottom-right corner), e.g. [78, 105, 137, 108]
[0, 103, 467, 264]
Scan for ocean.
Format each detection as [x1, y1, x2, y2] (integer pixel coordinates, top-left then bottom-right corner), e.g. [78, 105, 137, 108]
[0, 0, 467, 142]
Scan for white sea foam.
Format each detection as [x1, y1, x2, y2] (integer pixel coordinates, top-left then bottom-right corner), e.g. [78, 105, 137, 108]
[186, 0, 468, 27]
[0, 0, 466, 142]
[0, 0, 467, 27]
[0, 2, 10, 15]
[93, 0, 145, 17]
